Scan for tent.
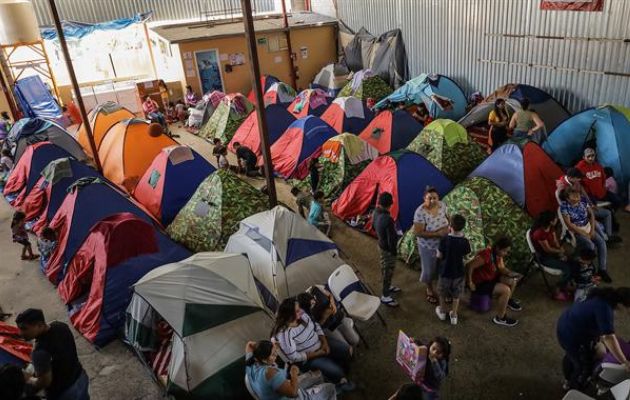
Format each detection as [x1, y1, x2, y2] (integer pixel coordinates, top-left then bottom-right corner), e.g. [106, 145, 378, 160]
[0, 322, 32, 368]
[397, 177, 532, 273]
[358, 109, 422, 154]
[460, 83, 570, 148]
[227, 104, 296, 160]
[45, 177, 161, 285]
[198, 93, 254, 143]
[226, 206, 344, 310]
[262, 82, 297, 107]
[167, 170, 268, 253]
[134, 146, 215, 226]
[269, 116, 337, 179]
[311, 62, 350, 97]
[58, 213, 190, 346]
[77, 101, 135, 159]
[7, 117, 87, 163]
[320, 97, 375, 134]
[406, 119, 487, 183]
[187, 91, 226, 129]
[22, 157, 100, 235]
[3, 141, 72, 207]
[247, 74, 280, 103]
[126, 252, 273, 399]
[543, 105, 630, 185]
[337, 69, 393, 101]
[332, 150, 453, 232]
[469, 140, 563, 217]
[98, 118, 178, 192]
[287, 89, 332, 119]
[375, 74, 467, 120]
[293, 133, 379, 199]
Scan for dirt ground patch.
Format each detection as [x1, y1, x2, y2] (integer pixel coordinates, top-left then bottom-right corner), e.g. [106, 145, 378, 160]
[1, 126, 628, 400]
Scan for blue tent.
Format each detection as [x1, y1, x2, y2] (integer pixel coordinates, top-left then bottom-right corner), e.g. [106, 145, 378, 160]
[8, 117, 87, 163]
[375, 74, 467, 120]
[45, 177, 167, 284]
[134, 146, 216, 226]
[543, 105, 630, 185]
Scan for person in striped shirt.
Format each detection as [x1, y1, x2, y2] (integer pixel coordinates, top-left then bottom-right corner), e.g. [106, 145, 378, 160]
[271, 299, 355, 393]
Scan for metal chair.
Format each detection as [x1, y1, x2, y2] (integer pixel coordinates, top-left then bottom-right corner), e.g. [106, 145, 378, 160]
[524, 229, 563, 296]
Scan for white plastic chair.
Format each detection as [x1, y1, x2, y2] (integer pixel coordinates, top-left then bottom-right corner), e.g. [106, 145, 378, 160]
[600, 362, 630, 386]
[524, 229, 562, 296]
[611, 379, 630, 400]
[245, 374, 261, 400]
[328, 264, 381, 322]
[557, 207, 577, 247]
[562, 390, 595, 400]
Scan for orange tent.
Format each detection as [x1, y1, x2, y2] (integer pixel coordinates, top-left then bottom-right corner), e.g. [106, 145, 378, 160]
[77, 102, 135, 159]
[98, 118, 178, 192]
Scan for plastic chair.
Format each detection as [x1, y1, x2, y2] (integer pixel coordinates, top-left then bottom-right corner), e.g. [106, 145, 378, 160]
[562, 390, 594, 400]
[600, 363, 630, 386]
[557, 207, 577, 247]
[328, 264, 381, 322]
[524, 229, 562, 296]
[245, 374, 261, 400]
[611, 379, 630, 400]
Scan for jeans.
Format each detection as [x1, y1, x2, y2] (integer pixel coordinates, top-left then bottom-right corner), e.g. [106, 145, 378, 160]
[379, 248, 397, 297]
[575, 229, 607, 271]
[56, 370, 90, 400]
[419, 246, 438, 283]
[512, 130, 528, 139]
[539, 254, 572, 288]
[303, 338, 351, 384]
[325, 317, 360, 347]
[593, 207, 612, 237]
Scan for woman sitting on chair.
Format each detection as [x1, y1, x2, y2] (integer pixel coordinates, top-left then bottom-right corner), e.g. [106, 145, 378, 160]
[245, 340, 337, 400]
[531, 211, 573, 301]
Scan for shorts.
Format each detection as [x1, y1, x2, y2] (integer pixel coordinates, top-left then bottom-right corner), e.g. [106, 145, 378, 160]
[474, 279, 499, 296]
[438, 276, 464, 298]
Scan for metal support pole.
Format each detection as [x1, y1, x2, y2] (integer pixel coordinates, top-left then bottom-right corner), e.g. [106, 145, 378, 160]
[240, 0, 277, 208]
[47, 0, 102, 172]
[143, 23, 159, 79]
[0, 61, 20, 119]
[280, 0, 299, 90]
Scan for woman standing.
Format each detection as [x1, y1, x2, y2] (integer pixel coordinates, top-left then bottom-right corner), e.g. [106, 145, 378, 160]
[509, 98, 545, 140]
[557, 287, 630, 390]
[487, 99, 510, 151]
[413, 187, 449, 304]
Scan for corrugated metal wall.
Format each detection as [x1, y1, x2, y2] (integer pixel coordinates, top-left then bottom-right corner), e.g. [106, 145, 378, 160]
[29, 0, 275, 25]
[327, 0, 630, 112]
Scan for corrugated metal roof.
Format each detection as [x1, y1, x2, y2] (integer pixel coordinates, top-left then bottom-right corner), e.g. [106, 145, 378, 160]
[151, 11, 337, 43]
[333, 0, 630, 113]
[28, 0, 276, 25]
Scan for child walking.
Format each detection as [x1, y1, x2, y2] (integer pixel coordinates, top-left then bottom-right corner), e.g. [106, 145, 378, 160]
[11, 211, 38, 260]
[435, 214, 471, 325]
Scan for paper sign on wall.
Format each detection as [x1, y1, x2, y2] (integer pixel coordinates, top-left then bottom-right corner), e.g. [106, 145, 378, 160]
[274, 56, 283, 64]
[300, 46, 308, 59]
[220, 53, 228, 61]
[184, 60, 194, 69]
[183, 51, 193, 60]
[540, 0, 604, 11]
[186, 69, 196, 78]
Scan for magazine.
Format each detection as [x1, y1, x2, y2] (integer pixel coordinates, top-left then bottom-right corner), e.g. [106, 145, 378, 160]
[395, 330, 428, 385]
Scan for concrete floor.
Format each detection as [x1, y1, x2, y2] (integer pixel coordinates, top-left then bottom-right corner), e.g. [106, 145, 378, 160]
[1, 126, 629, 400]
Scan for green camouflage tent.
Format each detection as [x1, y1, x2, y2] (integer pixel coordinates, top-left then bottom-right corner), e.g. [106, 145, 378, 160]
[406, 119, 487, 183]
[198, 94, 254, 143]
[291, 133, 379, 200]
[397, 177, 532, 273]
[338, 74, 393, 102]
[167, 170, 268, 252]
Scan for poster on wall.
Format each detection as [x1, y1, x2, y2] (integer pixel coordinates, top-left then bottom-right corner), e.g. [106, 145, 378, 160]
[540, 0, 604, 11]
[195, 49, 224, 94]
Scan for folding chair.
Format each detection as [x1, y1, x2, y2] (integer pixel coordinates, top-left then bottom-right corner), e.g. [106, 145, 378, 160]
[600, 363, 630, 386]
[524, 229, 562, 296]
[611, 379, 630, 400]
[562, 390, 595, 400]
[557, 207, 577, 247]
[328, 264, 385, 347]
[244, 374, 261, 400]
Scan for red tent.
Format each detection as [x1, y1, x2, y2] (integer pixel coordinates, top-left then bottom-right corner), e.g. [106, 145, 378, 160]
[320, 97, 374, 134]
[0, 321, 32, 367]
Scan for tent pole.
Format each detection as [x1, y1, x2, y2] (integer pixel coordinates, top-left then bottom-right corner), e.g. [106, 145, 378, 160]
[280, 0, 299, 90]
[46, 0, 103, 173]
[240, 0, 277, 208]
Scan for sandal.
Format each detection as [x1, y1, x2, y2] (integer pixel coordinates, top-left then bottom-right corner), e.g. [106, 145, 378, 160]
[425, 290, 438, 305]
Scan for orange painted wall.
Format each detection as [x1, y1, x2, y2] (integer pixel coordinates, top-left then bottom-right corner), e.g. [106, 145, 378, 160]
[177, 25, 336, 96]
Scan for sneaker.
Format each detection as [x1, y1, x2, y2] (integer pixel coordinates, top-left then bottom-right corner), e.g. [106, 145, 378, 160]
[598, 271, 613, 283]
[449, 311, 458, 325]
[492, 315, 518, 327]
[389, 285, 402, 294]
[435, 306, 447, 321]
[380, 296, 399, 307]
[507, 298, 522, 311]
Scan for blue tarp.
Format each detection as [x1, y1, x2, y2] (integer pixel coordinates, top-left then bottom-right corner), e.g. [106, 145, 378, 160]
[14, 76, 63, 121]
[41, 12, 152, 40]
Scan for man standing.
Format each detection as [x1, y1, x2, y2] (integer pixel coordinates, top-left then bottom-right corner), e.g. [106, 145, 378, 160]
[16, 309, 89, 400]
[373, 192, 401, 307]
